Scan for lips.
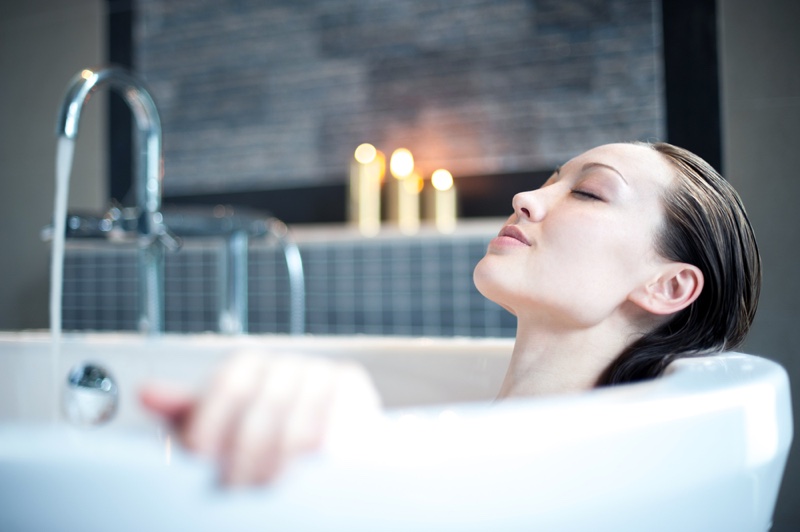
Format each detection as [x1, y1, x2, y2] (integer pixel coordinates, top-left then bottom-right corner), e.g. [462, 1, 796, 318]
[497, 225, 530, 245]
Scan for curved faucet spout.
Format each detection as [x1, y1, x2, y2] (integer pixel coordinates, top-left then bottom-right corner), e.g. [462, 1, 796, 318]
[56, 66, 166, 334]
[57, 66, 162, 215]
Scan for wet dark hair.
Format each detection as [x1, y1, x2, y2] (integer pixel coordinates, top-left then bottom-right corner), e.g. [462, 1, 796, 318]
[597, 142, 762, 385]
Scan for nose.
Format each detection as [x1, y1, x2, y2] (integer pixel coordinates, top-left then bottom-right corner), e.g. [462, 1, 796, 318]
[512, 189, 547, 222]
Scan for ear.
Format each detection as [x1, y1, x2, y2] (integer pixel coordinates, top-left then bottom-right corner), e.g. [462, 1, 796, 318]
[628, 263, 704, 316]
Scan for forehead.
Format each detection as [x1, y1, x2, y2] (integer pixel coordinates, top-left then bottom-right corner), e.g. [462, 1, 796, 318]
[566, 143, 675, 190]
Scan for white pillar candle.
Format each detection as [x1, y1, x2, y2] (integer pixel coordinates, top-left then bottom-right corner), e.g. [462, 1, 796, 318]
[423, 169, 457, 233]
[348, 143, 384, 237]
[387, 148, 420, 235]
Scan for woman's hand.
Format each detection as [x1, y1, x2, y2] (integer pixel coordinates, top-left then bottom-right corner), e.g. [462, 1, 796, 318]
[140, 351, 382, 486]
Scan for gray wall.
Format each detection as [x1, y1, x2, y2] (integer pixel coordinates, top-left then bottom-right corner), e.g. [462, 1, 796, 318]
[136, 0, 665, 195]
[718, 0, 800, 529]
[0, 0, 106, 330]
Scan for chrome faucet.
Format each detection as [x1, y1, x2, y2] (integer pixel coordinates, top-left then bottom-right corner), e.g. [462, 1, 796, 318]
[247, 217, 306, 336]
[216, 214, 306, 335]
[56, 66, 174, 334]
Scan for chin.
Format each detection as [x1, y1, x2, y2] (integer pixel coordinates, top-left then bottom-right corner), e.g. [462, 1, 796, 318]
[472, 256, 493, 297]
[473, 257, 514, 313]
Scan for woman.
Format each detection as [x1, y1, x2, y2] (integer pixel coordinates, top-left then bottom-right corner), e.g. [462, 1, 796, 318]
[141, 141, 761, 485]
[474, 141, 760, 394]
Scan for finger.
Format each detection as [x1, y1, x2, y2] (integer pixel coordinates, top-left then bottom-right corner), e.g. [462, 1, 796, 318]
[277, 359, 338, 467]
[223, 356, 304, 486]
[184, 352, 265, 457]
[139, 381, 196, 420]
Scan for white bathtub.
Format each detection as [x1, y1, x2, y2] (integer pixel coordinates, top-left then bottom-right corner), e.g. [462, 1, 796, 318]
[0, 332, 792, 531]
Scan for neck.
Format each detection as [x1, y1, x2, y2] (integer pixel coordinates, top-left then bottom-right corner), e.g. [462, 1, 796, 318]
[497, 314, 637, 398]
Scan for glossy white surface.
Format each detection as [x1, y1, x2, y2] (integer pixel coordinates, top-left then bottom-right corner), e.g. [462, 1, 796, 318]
[0, 332, 792, 531]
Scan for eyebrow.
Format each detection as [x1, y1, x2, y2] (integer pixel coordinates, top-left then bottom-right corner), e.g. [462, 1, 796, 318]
[580, 162, 628, 185]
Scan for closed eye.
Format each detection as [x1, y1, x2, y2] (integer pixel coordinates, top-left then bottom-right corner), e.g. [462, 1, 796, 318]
[571, 189, 602, 201]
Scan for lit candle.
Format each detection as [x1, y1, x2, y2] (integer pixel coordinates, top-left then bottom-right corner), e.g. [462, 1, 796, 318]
[349, 143, 384, 237]
[387, 148, 420, 235]
[423, 169, 457, 233]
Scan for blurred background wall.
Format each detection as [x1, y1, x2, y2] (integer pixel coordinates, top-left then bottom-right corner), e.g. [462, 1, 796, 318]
[0, 0, 106, 330]
[133, 0, 664, 195]
[0, 0, 797, 528]
[718, 1, 800, 528]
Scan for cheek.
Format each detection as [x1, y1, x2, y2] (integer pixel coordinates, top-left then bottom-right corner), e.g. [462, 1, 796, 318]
[557, 209, 655, 264]
[543, 218, 656, 300]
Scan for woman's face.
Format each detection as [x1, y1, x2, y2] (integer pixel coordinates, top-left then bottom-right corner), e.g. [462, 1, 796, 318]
[473, 143, 677, 328]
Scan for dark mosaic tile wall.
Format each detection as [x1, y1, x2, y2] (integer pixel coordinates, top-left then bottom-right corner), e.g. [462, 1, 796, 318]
[61, 234, 516, 337]
[134, 0, 664, 195]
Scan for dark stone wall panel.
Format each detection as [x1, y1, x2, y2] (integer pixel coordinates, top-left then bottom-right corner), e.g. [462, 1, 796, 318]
[134, 0, 664, 194]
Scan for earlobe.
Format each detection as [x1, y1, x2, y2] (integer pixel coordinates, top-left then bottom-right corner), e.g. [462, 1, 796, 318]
[629, 264, 704, 316]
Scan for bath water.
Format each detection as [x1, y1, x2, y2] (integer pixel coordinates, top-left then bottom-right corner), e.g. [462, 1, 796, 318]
[50, 136, 75, 419]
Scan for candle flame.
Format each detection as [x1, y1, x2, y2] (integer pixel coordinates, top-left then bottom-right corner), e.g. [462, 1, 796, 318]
[431, 169, 453, 191]
[390, 148, 414, 179]
[354, 143, 377, 164]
